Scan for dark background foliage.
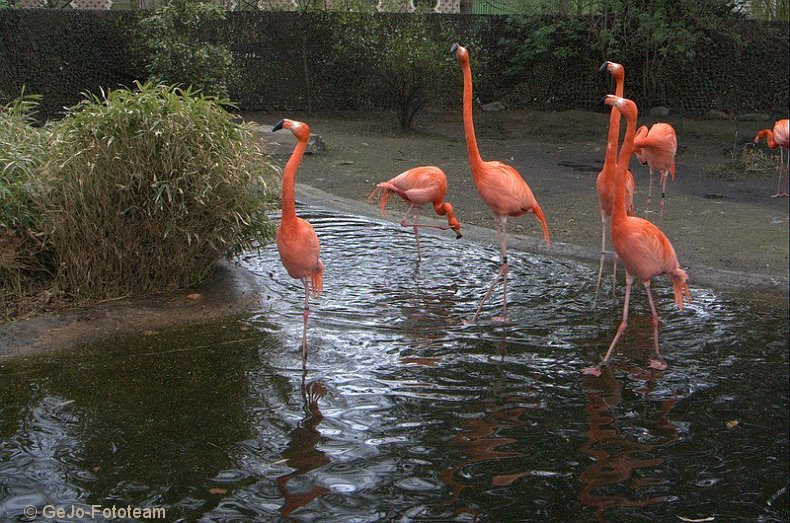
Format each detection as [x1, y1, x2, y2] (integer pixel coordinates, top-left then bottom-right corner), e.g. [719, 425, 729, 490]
[1, 10, 788, 122]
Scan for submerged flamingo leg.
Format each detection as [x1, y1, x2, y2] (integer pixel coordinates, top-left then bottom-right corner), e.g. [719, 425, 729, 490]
[301, 278, 310, 362]
[401, 205, 422, 261]
[471, 216, 509, 322]
[644, 281, 667, 370]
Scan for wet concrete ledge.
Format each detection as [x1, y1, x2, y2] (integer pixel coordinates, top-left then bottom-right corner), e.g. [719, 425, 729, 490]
[1, 183, 787, 359]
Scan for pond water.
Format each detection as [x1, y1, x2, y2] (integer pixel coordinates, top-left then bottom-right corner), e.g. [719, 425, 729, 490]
[1, 207, 788, 522]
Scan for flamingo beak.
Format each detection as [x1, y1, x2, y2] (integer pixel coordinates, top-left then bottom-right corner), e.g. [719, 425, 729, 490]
[450, 43, 459, 55]
[598, 61, 610, 72]
[453, 227, 463, 239]
[272, 120, 285, 132]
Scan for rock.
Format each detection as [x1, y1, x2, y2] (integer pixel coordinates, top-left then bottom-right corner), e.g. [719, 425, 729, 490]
[707, 109, 731, 120]
[738, 112, 769, 122]
[251, 124, 326, 155]
[480, 101, 506, 112]
[649, 106, 671, 117]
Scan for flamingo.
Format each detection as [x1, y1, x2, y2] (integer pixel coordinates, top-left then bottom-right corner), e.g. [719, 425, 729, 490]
[451, 43, 550, 322]
[754, 118, 789, 198]
[595, 61, 636, 298]
[632, 122, 677, 218]
[585, 96, 691, 376]
[272, 118, 324, 361]
[369, 165, 462, 260]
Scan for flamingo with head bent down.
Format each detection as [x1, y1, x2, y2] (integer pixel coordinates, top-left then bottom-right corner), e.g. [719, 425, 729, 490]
[369, 165, 462, 260]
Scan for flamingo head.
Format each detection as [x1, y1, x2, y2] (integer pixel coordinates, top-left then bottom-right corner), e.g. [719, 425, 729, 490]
[450, 218, 462, 239]
[450, 43, 469, 64]
[599, 60, 624, 82]
[602, 95, 637, 120]
[272, 118, 311, 140]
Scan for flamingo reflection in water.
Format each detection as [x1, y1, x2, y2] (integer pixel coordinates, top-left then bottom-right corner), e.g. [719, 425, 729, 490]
[439, 375, 537, 520]
[578, 365, 679, 522]
[275, 375, 330, 519]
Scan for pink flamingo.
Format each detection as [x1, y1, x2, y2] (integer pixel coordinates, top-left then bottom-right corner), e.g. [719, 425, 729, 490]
[369, 165, 462, 260]
[585, 96, 691, 376]
[273, 118, 324, 361]
[632, 122, 677, 218]
[451, 43, 550, 322]
[754, 118, 789, 198]
[596, 61, 636, 298]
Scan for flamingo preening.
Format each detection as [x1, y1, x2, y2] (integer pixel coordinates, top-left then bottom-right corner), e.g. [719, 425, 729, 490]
[754, 118, 789, 198]
[595, 61, 636, 298]
[273, 118, 325, 361]
[369, 165, 462, 260]
[585, 96, 690, 376]
[632, 122, 678, 218]
[451, 43, 550, 322]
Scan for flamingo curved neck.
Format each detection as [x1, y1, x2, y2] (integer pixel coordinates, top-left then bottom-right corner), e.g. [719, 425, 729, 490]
[461, 59, 484, 171]
[613, 108, 636, 222]
[758, 130, 778, 149]
[604, 75, 625, 167]
[281, 138, 308, 220]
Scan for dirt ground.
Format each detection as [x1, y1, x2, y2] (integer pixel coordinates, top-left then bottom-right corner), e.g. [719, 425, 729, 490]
[2, 107, 787, 358]
[248, 107, 789, 300]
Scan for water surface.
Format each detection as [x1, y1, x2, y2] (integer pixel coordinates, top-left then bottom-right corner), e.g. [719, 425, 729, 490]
[1, 207, 787, 522]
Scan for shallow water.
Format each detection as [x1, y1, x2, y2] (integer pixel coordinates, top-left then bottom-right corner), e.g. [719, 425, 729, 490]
[1, 207, 788, 522]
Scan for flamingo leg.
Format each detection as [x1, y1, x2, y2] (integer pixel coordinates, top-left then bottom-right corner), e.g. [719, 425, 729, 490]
[645, 169, 654, 213]
[773, 148, 789, 198]
[401, 205, 422, 261]
[658, 171, 668, 225]
[603, 273, 633, 363]
[594, 214, 607, 301]
[611, 252, 619, 296]
[301, 277, 310, 362]
[644, 281, 667, 370]
[471, 216, 508, 322]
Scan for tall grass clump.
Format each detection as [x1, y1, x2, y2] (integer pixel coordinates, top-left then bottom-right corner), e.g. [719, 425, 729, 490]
[0, 93, 53, 315]
[38, 81, 277, 299]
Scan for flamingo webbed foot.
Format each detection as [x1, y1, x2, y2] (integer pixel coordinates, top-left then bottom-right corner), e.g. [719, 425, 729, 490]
[648, 358, 667, 371]
[770, 192, 789, 198]
[491, 314, 509, 323]
[581, 366, 603, 377]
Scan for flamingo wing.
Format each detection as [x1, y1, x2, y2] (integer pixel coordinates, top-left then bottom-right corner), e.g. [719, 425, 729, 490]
[773, 119, 789, 148]
[276, 218, 322, 281]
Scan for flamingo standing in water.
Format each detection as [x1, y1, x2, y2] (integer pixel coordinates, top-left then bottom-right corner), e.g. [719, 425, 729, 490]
[595, 61, 636, 297]
[273, 118, 324, 361]
[632, 122, 677, 218]
[451, 43, 550, 322]
[754, 118, 789, 198]
[369, 165, 462, 260]
[585, 96, 690, 375]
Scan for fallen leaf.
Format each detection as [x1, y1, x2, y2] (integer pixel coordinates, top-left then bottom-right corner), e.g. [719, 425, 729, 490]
[209, 487, 227, 495]
[239, 325, 250, 332]
[186, 293, 202, 301]
[143, 330, 158, 337]
[725, 420, 739, 429]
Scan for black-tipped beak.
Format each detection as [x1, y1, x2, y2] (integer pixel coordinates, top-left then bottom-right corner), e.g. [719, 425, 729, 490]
[599, 96, 609, 107]
[599, 61, 610, 73]
[450, 43, 459, 55]
[272, 120, 284, 132]
[454, 229, 463, 239]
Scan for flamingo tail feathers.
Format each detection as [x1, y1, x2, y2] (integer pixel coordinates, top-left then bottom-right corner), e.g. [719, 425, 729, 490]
[311, 260, 324, 298]
[669, 267, 690, 310]
[532, 204, 551, 249]
[368, 185, 395, 216]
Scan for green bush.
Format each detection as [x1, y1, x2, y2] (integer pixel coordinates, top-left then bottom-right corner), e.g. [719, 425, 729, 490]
[0, 93, 53, 310]
[35, 81, 277, 300]
[138, 0, 236, 99]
